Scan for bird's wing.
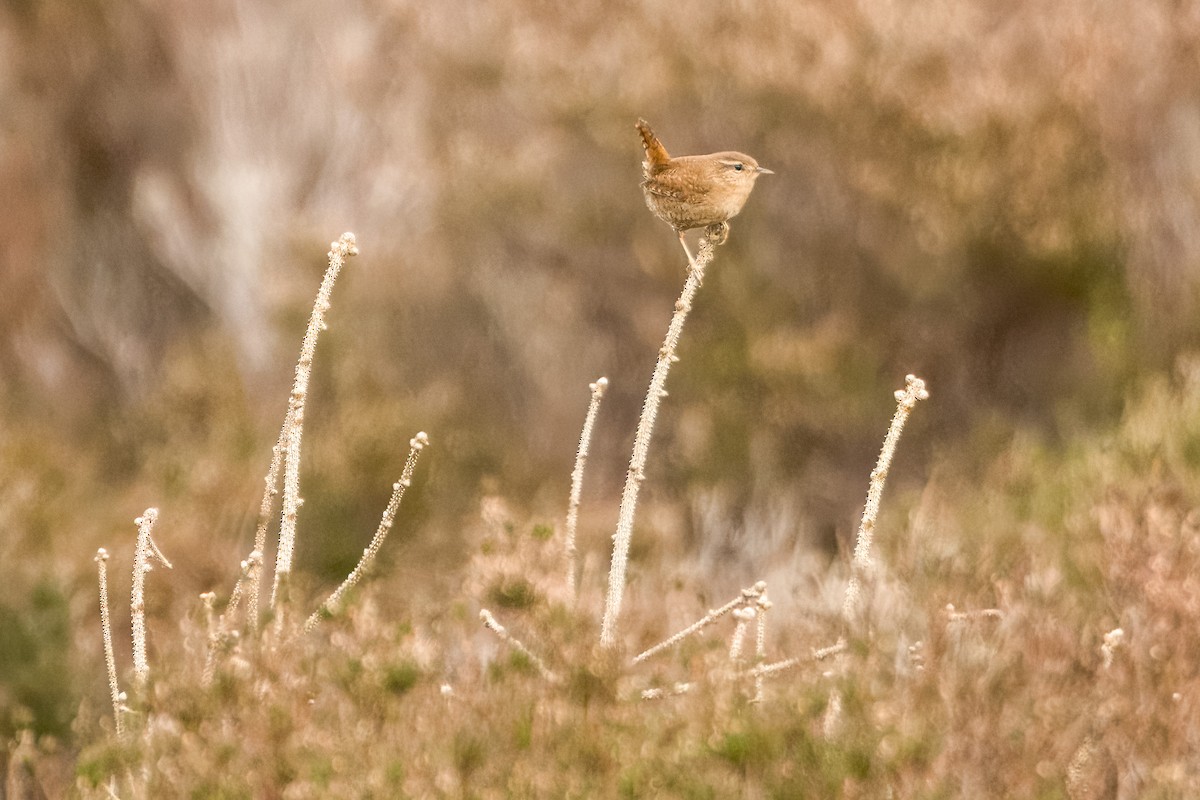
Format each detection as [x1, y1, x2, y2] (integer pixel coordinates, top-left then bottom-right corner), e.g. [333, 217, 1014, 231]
[641, 177, 707, 201]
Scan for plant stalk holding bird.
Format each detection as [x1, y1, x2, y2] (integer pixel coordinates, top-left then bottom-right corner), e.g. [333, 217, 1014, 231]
[602, 120, 772, 648]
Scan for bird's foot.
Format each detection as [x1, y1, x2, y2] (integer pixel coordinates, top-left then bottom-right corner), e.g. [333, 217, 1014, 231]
[704, 222, 730, 246]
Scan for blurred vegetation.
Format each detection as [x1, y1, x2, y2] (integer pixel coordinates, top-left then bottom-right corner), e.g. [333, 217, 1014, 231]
[26, 365, 1200, 796]
[2, 0, 1200, 791]
[0, 584, 73, 741]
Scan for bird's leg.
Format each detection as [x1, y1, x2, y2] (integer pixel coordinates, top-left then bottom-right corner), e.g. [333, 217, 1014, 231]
[677, 231, 698, 272]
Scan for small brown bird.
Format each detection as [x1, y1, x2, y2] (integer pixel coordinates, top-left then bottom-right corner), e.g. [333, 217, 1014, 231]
[636, 118, 772, 266]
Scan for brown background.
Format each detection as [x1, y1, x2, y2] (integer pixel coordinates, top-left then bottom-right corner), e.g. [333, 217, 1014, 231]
[3, 0, 1200, 743]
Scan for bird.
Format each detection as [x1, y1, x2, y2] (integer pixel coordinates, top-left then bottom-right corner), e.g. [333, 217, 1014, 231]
[636, 118, 772, 267]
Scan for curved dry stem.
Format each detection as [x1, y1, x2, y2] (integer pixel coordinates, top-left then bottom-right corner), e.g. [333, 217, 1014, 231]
[565, 377, 607, 602]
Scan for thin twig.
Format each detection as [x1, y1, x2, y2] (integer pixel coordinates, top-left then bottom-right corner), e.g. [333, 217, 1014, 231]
[303, 433, 429, 634]
[632, 581, 767, 665]
[641, 682, 694, 700]
[480, 609, 560, 684]
[943, 603, 1004, 624]
[736, 639, 848, 681]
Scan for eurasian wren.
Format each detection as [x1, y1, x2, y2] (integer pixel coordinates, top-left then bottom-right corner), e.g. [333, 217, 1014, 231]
[636, 118, 772, 265]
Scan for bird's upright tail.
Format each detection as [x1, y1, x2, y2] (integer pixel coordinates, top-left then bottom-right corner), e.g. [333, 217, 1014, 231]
[636, 118, 671, 168]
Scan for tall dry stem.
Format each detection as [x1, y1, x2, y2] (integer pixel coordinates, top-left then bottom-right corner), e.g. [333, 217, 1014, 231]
[94, 549, 124, 739]
[271, 232, 359, 623]
[131, 508, 170, 689]
[601, 232, 718, 648]
[842, 374, 929, 624]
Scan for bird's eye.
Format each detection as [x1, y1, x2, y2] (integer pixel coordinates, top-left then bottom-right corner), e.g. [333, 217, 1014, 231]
[732, 163, 744, 172]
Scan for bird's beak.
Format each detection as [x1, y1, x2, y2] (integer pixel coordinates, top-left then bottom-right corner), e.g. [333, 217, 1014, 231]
[756, 167, 774, 175]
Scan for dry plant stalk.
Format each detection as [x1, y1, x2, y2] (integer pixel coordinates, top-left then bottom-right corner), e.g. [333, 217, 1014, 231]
[246, 430, 286, 631]
[94, 549, 124, 739]
[194, 553, 261, 684]
[842, 374, 929, 624]
[565, 377, 607, 603]
[753, 593, 770, 702]
[303, 432, 430, 634]
[1101, 627, 1124, 669]
[480, 609, 560, 684]
[271, 232, 359, 620]
[641, 682, 694, 700]
[222, 550, 261, 635]
[944, 603, 1004, 624]
[131, 508, 171, 688]
[200, 592, 218, 686]
[812, 639, 849, 660]
[1066, 736, 1100, 799]
[633, 580, 767, 665]
[602, 232, 720, 648]
[729, 607, 755, 663]
[822, 689, 844, 738]
[736, 639, 847, 681]
[741, 658, 803, 680]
